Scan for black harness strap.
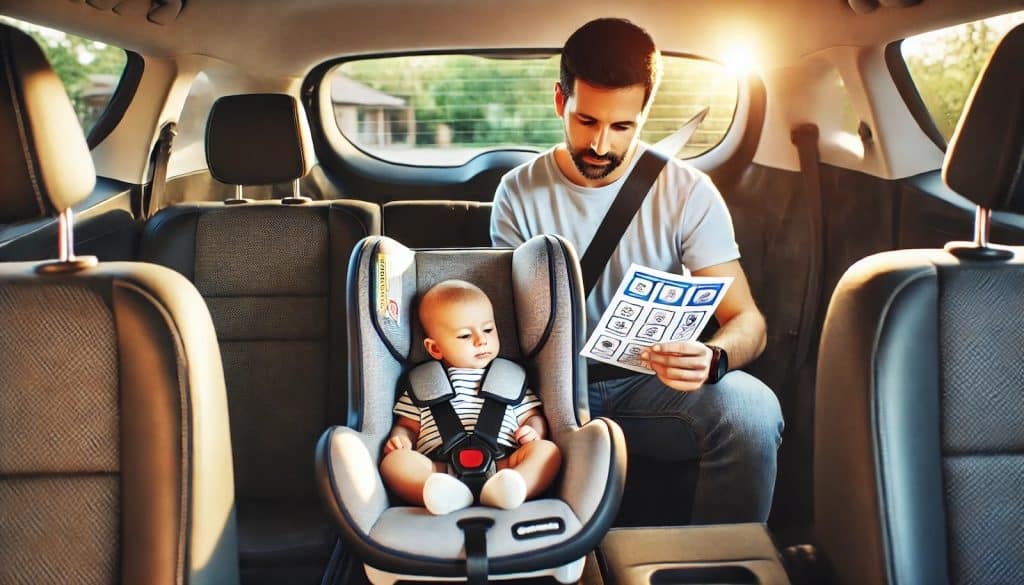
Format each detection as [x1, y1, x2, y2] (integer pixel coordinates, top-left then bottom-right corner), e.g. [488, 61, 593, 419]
[579, 148, 670, 298]
[144, 121, 177, 219]
[457, 517, 495, 585]
[428, 400, 468, 457]
[473, 397, 507, 453]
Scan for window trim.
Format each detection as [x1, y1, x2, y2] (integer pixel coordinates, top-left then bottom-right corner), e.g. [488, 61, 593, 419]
[86, 50, 143, 149]
[885, 40, 947, 153]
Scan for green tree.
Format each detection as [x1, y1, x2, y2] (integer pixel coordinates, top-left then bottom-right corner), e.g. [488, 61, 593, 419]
[904, 19, 1006, 141]
[0, 17, 126, 131]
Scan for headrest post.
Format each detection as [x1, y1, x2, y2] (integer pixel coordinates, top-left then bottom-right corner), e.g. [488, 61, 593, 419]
[58, 209, 73, 262]
[281, 177, 311, 205]
[37, 208, 98, 273]
[224, 184, 250, 206]
[944, 205, 1014, 261]
[973, 205, 992, 248]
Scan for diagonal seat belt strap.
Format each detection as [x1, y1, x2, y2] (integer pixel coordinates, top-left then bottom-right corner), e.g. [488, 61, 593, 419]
[145, 121, 178, 219]
[579, 148, 669, 298]
[457, 517, 495, 585]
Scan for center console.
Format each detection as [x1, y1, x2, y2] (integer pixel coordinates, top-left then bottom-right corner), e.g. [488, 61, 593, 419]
[594, 524, 791, 585]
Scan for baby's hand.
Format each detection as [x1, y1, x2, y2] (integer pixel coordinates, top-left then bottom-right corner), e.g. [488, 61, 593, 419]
[514, 425, 539, 445]
[384, 435, 413, 454]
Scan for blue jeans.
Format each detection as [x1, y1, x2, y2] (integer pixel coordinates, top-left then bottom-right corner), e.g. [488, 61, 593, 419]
[589, 370, 783, 524]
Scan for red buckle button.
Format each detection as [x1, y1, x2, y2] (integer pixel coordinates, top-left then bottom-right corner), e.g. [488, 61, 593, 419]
[458, 448, 485, 469]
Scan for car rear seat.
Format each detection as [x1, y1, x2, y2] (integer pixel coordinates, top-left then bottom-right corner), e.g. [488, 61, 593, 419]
[382, 200, 492, 247]
[139, 93, 380, 584]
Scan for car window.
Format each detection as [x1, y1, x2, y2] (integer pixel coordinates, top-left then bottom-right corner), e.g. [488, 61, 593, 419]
[328, 53, 737, 166]
[0, 16, 128, 136]
[901, 11, 1024, 144]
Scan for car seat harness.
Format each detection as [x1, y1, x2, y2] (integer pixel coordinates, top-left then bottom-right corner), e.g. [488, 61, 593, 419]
[407, 358, 527, 498]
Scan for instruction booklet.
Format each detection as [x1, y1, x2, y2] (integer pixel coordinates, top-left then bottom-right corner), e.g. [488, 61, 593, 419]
[580, 263, 733, 374]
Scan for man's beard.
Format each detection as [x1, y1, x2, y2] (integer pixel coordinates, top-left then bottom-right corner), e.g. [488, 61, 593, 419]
[567, 134, 624, 179]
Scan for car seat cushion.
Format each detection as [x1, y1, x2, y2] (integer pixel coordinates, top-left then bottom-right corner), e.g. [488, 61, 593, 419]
[370, 500, 582, 559]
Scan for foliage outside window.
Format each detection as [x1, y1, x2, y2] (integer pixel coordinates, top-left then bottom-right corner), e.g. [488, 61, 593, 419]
[0, 16, 127, 135]
[331, 54, 737, 166]
[902, 11, 1024, 144]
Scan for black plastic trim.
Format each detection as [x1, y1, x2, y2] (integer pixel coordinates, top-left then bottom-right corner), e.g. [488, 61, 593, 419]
[523, 236, 558, 361]
[87, 51, 143, 149]
[884, 40, 947, 153]
[554, 236, 586, 427]
[345, 238, 370, 429]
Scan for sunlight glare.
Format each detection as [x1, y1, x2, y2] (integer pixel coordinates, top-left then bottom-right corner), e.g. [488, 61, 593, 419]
[722, 42, 759, 76]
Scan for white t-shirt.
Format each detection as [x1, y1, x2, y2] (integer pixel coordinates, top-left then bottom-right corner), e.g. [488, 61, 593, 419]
[394, 367, 542, 457]
[491, 143, 740, 339]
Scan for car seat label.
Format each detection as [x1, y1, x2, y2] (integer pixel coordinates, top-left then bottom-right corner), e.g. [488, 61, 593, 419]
[511, 517, 565, 540]
[376, 253, 402, 325]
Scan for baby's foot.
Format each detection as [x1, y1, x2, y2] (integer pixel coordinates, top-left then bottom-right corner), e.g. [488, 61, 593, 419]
[422, 473, 473, 515]
[479, 468, 527, 510]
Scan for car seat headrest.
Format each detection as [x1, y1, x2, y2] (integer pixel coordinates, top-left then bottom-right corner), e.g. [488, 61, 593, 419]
[0, 24, 96, 224]
[367, 236, 563, 366]
[943, 22, 1024, 215]
[205, 93, 314, 186]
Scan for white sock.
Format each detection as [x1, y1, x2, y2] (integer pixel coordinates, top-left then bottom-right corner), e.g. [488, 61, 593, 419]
[422, 473, 473, 515]
[479, 468, 527, 510]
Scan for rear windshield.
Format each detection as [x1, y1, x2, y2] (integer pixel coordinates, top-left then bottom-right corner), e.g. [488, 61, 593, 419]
[327, 53, 738, 166]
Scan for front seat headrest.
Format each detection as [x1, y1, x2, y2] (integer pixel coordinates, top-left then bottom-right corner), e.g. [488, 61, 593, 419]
[943, 22, 1024, 214]
[205, 93, 314, 186]
[0, 24, 96, 224]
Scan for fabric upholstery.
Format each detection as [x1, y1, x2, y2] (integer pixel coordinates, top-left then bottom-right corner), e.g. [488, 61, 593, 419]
[140, 199, 380, 576]
[0, 262, 240, 585]
[0, 25, 94, 223]
[319, 235, 626, 579]
[943, 23, 1024, 214]
[205, 93, 314, 186]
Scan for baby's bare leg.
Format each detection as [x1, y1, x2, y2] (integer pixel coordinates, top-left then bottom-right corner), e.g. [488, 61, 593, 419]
[380, 449, 435, 505]
[500, 439, 562, 498]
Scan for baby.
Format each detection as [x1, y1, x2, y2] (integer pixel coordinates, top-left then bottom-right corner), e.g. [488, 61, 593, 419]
[380, 279, 562, 515]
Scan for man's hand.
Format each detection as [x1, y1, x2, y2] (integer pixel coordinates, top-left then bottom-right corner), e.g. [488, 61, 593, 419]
[514, 424, 540, 445]
[641, 340, 712, 392]
[383, 434, 413, 454]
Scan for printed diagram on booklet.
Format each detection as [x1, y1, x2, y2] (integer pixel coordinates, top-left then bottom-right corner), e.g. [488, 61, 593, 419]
[581, 263, 733, 375]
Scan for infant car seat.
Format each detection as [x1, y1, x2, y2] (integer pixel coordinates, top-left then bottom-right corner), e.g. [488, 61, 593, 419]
[317, 235, 626, 584]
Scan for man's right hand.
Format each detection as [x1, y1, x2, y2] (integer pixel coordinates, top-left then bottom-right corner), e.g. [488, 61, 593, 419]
[641, 340, 713, 392]
[384, 434, 413, 454]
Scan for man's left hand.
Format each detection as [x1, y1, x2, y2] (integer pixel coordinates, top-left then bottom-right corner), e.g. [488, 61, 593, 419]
[641, 340, 712, 392]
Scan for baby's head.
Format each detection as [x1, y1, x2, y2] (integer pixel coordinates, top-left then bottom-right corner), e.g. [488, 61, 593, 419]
[418, 279, 500, 369]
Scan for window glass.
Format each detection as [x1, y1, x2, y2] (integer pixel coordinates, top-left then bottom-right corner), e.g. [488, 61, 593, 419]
[902, 11, 1024, 143]
[330, 54, 737, 166]
[0, 16, 128, 135]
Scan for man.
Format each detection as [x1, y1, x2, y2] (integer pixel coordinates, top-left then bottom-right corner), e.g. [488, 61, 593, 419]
[489, 17, 783, 524]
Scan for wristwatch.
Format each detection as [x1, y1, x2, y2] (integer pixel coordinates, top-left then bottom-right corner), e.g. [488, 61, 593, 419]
[705, 344, 728, 384]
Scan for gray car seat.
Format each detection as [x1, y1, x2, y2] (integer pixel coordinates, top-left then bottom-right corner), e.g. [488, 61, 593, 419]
[141, 93, 380, 584]
[814, 23, 1024, 585]
[0, 24, 239, 584]
[317, 235, 626, 584]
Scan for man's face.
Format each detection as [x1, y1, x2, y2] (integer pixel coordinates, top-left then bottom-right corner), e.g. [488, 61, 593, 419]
[556, 79, 646, 185]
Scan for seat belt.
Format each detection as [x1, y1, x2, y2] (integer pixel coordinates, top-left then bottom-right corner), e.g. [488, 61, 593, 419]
[144, 121, 178, 219]
[579, 148, 669, 298]
[789, 124, 824, 387]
